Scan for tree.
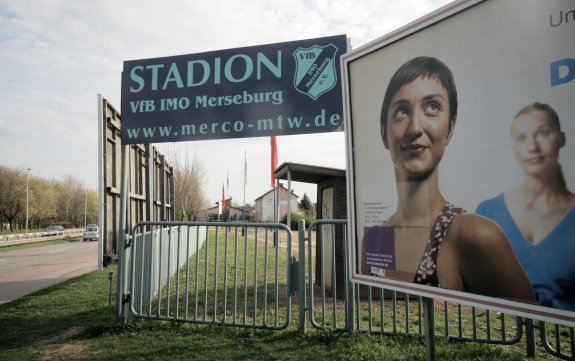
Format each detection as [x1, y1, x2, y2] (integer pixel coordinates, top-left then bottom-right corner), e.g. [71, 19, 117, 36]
[167, 146, 208, 221]
[299, 193, 313, 215]
[52, 174, 86, 227]
[28, 176, 57, 228]
[0, 165, 97, 230]
[86, 190, 98, 225]
[0, 166, 25, 231]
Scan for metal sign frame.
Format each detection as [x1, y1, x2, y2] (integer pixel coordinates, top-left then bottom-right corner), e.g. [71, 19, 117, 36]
[342, 0, 575, 327]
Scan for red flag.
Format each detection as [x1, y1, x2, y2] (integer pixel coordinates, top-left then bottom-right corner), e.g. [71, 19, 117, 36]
[271, 135, 278, 188]
[222, 183, 226, 209]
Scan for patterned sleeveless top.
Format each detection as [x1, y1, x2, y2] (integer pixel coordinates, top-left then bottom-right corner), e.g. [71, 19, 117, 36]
[413, 203, 465, 286]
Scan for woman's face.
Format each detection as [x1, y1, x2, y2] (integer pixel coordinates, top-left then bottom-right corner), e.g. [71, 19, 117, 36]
[382, 76, 454, 181]
[511, 109, 565, 177]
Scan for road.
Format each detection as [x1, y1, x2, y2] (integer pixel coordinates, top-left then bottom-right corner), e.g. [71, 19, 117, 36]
[0, 240, 98, 304]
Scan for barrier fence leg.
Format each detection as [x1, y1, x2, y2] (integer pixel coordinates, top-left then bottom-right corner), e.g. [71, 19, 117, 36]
[298, 220, 306, 333]
[525, 318, 537, 358]
[346, 278, 355, 335]
[423, 297, 437, 361]
[344, 227, 354, 336]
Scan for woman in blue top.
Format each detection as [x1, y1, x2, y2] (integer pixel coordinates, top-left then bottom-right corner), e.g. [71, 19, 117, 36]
[476, 103, 575, 311]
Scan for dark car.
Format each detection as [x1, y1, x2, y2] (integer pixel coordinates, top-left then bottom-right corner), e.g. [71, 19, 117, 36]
[45, 226, 59, 236]
[44, 225, 65, 237]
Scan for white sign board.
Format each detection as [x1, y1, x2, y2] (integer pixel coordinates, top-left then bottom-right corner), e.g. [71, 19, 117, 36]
[343, 0, 575, 326]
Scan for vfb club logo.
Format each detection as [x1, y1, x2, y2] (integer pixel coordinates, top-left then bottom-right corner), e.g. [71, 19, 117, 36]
[293, 43, 339, 100]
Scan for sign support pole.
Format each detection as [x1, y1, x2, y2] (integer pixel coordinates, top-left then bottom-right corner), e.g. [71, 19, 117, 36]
[423, 296, 437, 361]
[116, 144, 130, 323]
[97, 94, 104, 271]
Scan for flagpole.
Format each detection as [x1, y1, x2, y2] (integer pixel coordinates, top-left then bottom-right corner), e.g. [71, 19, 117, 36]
[226, 170, 230, 201]
[221, 182, 225, 221]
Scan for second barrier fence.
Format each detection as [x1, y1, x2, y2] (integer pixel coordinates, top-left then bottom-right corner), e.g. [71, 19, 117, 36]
[117, 220, 574, 360]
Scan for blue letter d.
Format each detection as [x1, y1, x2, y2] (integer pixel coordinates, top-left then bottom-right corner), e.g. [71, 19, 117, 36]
[551, 58, 575, 86]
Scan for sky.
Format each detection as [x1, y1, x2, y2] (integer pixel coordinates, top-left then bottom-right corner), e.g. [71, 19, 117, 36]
[0, 0, 452, 207]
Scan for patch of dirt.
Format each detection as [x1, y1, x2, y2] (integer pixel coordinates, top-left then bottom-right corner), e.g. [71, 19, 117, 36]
[37, 326, 91, 360]
[43, 326, 85, 343]
[38, 341, 90, 360]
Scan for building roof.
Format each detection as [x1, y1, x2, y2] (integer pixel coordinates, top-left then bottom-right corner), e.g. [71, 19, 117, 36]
[200, 204, 249, 213]
[274, 162, 345, 184]
[253, 184, 299, 202]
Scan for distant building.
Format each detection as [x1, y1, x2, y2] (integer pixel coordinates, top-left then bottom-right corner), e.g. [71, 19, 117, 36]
[254, 185, 299, 222]
[198, 198, 255, 221]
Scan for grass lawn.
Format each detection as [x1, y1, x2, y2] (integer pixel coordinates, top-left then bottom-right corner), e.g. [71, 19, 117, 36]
[0, 227, 568, 360]
[0, 265, 547, 361]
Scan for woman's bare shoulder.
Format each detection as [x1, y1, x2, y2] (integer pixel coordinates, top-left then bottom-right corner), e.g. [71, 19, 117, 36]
[445, 212, 535, 303]
[449, 213, 507, 250]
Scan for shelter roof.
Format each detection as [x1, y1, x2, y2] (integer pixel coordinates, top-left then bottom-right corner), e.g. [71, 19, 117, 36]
[274, 162, 345, 184]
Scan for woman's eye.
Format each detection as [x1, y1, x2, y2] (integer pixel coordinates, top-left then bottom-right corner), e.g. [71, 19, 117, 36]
[392, 107, 409, 120]
[514, 134, 526, 143]
[425, 102, 440, 114]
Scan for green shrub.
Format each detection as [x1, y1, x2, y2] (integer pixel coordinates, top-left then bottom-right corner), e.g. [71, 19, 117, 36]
[281, 212, 315, 230]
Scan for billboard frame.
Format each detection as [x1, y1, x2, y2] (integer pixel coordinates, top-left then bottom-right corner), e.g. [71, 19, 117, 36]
[342, 0, 575, 327]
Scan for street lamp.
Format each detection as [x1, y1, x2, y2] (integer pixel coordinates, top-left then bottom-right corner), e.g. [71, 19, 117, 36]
[26, 168, 31, 233]
[84, 188, 87, 228]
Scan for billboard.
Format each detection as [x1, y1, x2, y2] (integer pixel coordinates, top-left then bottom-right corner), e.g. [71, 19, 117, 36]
[343, 0, 575, 326]
[121, 35, 347, 144]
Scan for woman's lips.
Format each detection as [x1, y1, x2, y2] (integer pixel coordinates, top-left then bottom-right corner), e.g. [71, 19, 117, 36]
[525, 156, 543, 164]
[402, 143, 427, 156]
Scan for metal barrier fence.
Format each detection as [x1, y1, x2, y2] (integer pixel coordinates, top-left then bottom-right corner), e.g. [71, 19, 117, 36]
[303, 219, 574, 360]
[541, 322, 575, 361]
[120, 220, 574, 360]
[124, 221, 293, 330]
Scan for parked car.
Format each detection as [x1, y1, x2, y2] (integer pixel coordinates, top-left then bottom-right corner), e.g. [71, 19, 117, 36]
[83, 226, 99, 242]
[45, 225, 60, 236]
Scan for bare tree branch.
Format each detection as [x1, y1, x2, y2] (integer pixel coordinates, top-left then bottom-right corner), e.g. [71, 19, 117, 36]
[166, 146, 208, 221]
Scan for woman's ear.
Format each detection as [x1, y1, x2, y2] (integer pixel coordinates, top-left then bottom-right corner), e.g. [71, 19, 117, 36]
[446, 117, 456, 145]
[559, 130, 566, 148]
[381, 126, 389, 149]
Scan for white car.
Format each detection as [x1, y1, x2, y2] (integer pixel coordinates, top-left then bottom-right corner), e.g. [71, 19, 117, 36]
[83, 226, 99, 242]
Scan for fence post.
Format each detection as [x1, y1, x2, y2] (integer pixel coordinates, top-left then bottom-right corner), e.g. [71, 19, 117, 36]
[524, 318, 537, 358]
[344, 224, 354, 335]
[346, 280, 355, 335]
[298, 219, 306, 333]
[423, 297, 437, 361]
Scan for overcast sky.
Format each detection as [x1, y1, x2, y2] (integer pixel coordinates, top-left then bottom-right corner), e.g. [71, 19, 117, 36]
[0, 0, 451, 206]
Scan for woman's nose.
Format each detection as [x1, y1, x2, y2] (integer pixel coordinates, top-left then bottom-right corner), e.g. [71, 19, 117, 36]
[526, 136, 539, 152]
[406, 112, 423, 138]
